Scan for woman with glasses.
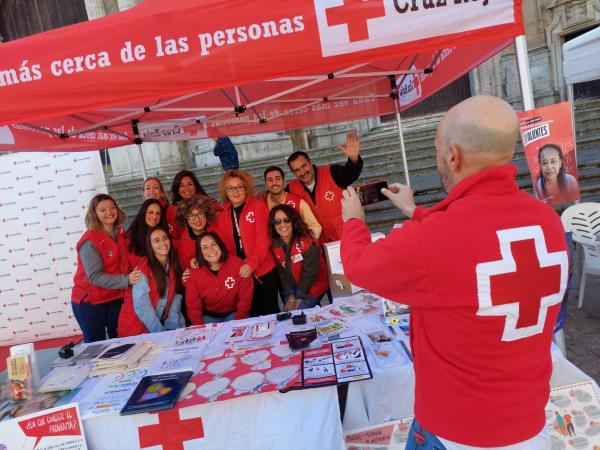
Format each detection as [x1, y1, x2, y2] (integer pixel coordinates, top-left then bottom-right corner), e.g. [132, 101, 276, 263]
[213, 169, 280, 316]
[166, 170, 216, 239]
[185, 231, 253, 325]
[174, 195, 216, 270]
[269, 204, 328, 311]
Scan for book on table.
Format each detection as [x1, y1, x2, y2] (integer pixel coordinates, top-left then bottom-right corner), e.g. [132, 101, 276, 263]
[120, 371, 193, 415]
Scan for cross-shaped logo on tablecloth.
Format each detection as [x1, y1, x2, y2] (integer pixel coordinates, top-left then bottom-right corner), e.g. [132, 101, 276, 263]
[325, 0, 386, 42]
[324, 191, 335, 201]
[286, 200, 296, 208]
[225, 276, 236, 289]
[138, 408, 204, 450]
[245, 211, 255, 223]
[476, 226, 567, 342]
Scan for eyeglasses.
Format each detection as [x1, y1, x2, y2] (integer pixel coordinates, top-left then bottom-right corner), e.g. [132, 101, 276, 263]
[226, 185, 245, 193]
[188, 212, 205, 219]
[274, 217, 291, 226]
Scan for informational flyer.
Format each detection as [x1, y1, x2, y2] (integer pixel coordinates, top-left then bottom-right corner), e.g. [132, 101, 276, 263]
[518, 102, 580, 206]
[546, 381, 600, 449]
[0, 403, 87, 450]
[344, 417, 412, 450]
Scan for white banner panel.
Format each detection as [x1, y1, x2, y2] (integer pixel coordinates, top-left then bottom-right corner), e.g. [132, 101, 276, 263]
[0, 151, 107, 345]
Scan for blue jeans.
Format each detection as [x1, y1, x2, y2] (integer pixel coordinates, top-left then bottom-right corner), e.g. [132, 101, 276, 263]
[203, 312, 235, 324]
[71, 298, 123, 343]
[405, 420, 447, 450]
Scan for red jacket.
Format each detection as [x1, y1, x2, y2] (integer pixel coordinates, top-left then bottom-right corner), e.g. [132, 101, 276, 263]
[173, 224, 217, 270]
[341, 165, 568, 446]
[288, 165, 344, 243]
[71, 229, 129, 304]
[271, 235, 328, 299]
[185, 256, 253, 325]
[118, 258, 177, 337]
[165, 203, 183, 239]
[213, 197, 275, 277]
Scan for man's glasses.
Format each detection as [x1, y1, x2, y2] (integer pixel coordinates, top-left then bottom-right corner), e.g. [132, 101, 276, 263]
[274, 217, 291, 226]
[226, 185, 245, 193]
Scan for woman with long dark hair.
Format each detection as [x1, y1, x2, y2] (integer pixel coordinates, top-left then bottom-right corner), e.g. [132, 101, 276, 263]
[213, 169, 280, 316]
[125, 199, 168, 267]
[535, 143, 580, 205]
[185, 231, 253, 325]
[165, 170, 208, 239]
[118, 226, 185, 337]
[269, 204, 328, 311]
[71, 194, 142, 342]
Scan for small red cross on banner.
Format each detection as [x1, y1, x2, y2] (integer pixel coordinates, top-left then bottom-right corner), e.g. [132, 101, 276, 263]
[138, 409, 204, 450]
[476, 226, 567, 342]
[325, 0, 386, 42]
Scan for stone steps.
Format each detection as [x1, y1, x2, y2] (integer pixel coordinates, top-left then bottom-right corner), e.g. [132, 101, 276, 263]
[110, 99, 600, 232]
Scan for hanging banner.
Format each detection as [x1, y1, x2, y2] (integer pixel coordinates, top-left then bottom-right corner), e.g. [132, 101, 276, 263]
[518, 102, 580, 206]
[0, 151, 106, 345]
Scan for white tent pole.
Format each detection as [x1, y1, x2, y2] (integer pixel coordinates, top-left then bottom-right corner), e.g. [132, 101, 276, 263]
[137, 143, 148, 179]
[514, 35, 535, 110]
[393, 94, 411, 188]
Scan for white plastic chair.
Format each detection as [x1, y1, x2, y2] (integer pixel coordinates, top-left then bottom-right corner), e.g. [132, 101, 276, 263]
[561, 203, 600, 308]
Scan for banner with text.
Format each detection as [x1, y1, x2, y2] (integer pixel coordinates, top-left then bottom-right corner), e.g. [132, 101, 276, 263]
[0, 151, 106, 345]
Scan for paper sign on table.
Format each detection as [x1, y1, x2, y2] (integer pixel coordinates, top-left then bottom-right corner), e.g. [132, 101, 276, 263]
[0, 403, 87, 450]
[344, 417, 412, 449]
[545, 381, 600, 449]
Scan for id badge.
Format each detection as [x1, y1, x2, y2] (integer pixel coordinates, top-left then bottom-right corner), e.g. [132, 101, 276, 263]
[292, 253, 303, 263]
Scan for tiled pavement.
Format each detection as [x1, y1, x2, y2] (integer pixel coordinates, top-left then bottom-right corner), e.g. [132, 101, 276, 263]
[563, 244, 600, 384]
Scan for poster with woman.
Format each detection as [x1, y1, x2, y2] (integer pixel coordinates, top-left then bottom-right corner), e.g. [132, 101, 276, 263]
[518, 102, 580, 206]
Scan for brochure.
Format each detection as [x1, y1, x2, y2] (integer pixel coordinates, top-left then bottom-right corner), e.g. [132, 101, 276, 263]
[344, 417, 413, 449]
[120, 371, 193, 415]
[38, 365, 90, 393]
[283, 336, 372, 391]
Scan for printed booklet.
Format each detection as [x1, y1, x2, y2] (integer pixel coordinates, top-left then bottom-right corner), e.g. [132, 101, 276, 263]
[120, 371, 193, 415]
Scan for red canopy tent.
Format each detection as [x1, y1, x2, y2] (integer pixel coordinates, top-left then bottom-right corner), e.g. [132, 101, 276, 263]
[0, 0, 524, 181]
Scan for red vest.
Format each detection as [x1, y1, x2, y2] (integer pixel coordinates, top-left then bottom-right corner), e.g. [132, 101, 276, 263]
[271, 235, 329, 298]
[288, 165, 344, 243]
[213, 197, 275, 277]
[165, 203, 183, 239]
[265, 191, 303, 214]
[71, 229, 129, 305]
[173, 229, 197, 270]
[118, 258, 177, 337]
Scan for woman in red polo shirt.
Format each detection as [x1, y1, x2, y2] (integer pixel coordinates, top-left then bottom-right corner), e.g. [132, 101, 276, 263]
[71, 194, 142, 342]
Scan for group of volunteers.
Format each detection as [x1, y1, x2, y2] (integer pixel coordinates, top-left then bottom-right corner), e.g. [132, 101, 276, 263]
[70, 130, 362, 343]
[67, 95, 571, 449]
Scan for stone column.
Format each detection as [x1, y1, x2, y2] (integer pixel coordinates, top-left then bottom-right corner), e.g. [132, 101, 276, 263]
[83, 0, 106, 19]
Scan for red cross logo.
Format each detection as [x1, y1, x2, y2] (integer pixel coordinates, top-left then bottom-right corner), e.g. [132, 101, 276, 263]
[325, 0, 386, 42]
[295, 241, 305, 253]
[286, 200, 296, 208]
[225, 276, 236, 289]
[245, 211, 255, 223]
[476, 226, 567, 342]
[138, 408, 204, 450]
[324, 191, 335, 201]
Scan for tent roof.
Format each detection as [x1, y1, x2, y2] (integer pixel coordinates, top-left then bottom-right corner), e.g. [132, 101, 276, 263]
[563, 26, 600, 85]
[0, 0, 523, 151]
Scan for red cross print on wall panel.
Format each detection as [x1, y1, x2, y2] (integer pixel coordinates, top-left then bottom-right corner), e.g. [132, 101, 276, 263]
[138, 409, 204, 450]
[325, 0, 386, 42]
[476, 225, 567, 342]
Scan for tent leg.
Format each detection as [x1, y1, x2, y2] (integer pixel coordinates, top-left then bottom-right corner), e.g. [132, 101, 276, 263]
[514, 35, 535, 111]
[137, 143, 148, 179]
[393, 98, 411, 188]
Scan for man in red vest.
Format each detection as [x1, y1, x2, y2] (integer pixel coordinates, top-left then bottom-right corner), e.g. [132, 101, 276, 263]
[287, 130, 362, 243]
[263, 165, 322, 240]
[340, 96, 567, 449]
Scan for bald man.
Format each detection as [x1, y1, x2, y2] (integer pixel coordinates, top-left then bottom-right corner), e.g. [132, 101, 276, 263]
[341, 96, 567, 449]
